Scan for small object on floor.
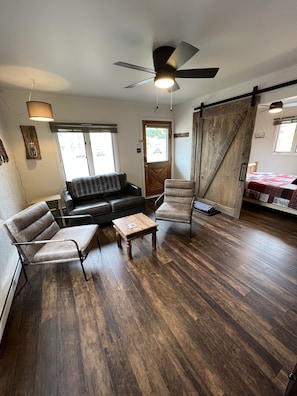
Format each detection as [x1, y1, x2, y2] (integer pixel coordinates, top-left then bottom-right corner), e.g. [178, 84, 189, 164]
[194, 200, 221, 216]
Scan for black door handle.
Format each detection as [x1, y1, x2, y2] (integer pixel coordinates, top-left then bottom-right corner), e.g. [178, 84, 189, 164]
[239, 162, 247, 181]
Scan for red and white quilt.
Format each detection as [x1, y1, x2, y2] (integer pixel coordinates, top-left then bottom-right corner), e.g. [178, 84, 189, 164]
[245, 172, 297, 210]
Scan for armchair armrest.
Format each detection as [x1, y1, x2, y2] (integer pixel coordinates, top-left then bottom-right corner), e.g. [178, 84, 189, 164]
[13, 238, 79, 247]
[54, 214, 95, 226]
[127, 182, 142, 196]
[154, 193, 165, 211]
[190, 194, 196, 214]
[12, 238, 83, 260]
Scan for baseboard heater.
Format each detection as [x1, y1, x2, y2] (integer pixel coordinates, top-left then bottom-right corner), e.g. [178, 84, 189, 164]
[194, 201, 221, 216]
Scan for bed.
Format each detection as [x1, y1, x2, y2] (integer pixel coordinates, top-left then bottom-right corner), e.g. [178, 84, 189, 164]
[243, 161, 297, 215]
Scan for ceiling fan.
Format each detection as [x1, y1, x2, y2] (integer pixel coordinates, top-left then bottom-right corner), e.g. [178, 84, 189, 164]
[114, 41, 219, 92]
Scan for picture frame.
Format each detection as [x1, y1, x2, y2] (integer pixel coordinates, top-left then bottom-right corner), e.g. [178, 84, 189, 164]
[20, 125, 41, 160]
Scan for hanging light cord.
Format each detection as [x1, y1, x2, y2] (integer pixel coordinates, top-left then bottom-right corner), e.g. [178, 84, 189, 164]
[155, 86, 173, 111]
[28, 79, 35, 101]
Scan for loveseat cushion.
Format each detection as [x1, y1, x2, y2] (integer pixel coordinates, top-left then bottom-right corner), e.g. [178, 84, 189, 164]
[70, 198, 111, 216]
[71, 173, 121, 200]
[104, 194, 145, 212]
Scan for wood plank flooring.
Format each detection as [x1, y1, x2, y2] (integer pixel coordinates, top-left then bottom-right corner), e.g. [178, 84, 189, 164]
[0, 201, 296, 395]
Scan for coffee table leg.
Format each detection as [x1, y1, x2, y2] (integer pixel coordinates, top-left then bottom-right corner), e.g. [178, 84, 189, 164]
[152, 230, 156, 251]
[116, 231, 122, 248]
[126, 240, 132, 260]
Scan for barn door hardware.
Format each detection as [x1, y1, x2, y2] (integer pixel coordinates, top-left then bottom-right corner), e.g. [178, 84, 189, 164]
[251, 86, 258, 107]
[239, 162, 247, 181]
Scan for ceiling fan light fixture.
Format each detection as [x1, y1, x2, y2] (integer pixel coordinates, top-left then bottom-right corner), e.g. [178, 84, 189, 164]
[26, 101, 54, 122]
[269, 101, 283, 114]
[154, 70, 175, 89]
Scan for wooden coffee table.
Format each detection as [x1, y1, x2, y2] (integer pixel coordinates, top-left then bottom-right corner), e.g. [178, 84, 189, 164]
[112, 213, 158, 260]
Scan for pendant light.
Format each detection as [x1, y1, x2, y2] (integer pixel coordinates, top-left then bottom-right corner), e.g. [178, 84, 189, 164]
[269, 101, 283, 114]
[26, 80, 54, 122]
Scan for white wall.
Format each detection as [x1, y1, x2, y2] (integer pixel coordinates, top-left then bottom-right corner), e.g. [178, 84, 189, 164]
[249, 106, 297, 174]
[0, 89, 173, 203]
[173, 103, 194, 179]
[0, 112, 25, 342]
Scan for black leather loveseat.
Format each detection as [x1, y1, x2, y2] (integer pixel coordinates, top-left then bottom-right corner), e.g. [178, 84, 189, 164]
[63, 172, 146, 225]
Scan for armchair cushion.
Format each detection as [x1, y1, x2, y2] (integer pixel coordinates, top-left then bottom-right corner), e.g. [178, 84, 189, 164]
[162, 179, 195, 205]
[155, 202, 193, 223]
[32, 224, 98, 264]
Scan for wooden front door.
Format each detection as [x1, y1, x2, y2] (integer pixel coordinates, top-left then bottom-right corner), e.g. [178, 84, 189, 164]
[142, 120, 172, 197]
[191, 97, 259, 218]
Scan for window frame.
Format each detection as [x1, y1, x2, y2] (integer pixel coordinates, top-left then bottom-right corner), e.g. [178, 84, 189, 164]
[273, 117, 297, 155]
[50, 122, 120, 180]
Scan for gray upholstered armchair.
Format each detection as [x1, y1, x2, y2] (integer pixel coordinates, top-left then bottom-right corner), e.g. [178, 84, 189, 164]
[154, 179, 196, 237]
[3, 201, 100, 281]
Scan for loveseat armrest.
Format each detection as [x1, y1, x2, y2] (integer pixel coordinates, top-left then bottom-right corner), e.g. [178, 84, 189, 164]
[63, 189, 74, 213]
[127, 182, 142, 196]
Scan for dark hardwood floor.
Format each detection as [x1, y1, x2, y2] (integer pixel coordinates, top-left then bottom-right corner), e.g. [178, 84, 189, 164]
[0, 201, 296, 395]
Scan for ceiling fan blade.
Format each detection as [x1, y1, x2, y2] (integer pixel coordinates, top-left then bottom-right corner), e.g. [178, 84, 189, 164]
[125, 77, 155, 88]
[175, 68, 219, 78]
[113, 61, 155, 74]
[165, 41, 199, 70]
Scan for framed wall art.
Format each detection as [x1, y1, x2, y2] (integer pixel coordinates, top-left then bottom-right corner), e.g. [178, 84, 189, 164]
[0, 139, 9, 165]
[20, 125, 41, 159]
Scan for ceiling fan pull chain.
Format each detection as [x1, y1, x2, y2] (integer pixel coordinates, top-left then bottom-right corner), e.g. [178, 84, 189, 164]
[155, 88, 159, 111]
[170, 88, 173, 111]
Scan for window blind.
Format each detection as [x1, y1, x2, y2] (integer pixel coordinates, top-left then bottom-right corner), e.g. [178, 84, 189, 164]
[144, 123, 171, 128]
[273, 116, 297, 125]
[49, 122, 118, 133]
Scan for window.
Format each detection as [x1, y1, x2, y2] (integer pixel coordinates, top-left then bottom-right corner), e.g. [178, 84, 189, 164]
[50, 123, 118, 180]
[145, 124, 169, 163]
[273, 118, 297, 154]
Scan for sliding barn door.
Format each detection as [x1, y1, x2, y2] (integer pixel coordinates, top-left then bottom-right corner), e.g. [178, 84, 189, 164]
[191, 97, 259, 218]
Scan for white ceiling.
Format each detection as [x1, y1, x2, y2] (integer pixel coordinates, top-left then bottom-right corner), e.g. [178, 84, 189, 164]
[1, 0, 297, 105]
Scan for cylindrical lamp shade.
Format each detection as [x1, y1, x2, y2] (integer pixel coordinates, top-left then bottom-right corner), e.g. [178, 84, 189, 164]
[269, 101, 283, 114]
[26, 101, 54, 121]
[154, 70, 175, 89]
